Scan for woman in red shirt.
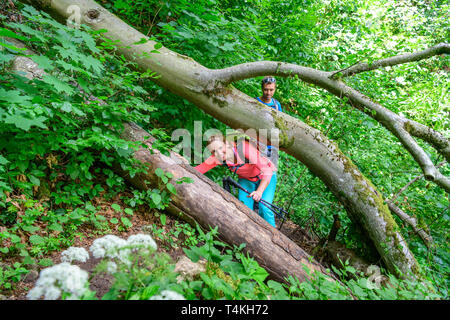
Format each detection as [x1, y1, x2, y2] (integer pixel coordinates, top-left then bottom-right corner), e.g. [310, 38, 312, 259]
[195, 135, 277, 227]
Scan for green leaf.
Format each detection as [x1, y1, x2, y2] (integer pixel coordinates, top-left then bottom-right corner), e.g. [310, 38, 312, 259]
[29, 235, 45, 245]
[30, 55, 55, 70]
[83, 55, 104, 75]
[10, 234, 21, 244]
[21, 225, 39, 233]
[38, 258, 53, 267]
[0, 51, 15, 63]
[0, 88, 32, 103]
[3, 113, 47, 131]
[110, 218, 118, 224]
[0, 40, 26, 52]
[28, 175, 40, 186]
[121, 217, 132, 228]
[23, 255, 35, 265]
[0, 155, 9, 165]
[124, 208, 133, 215]
[166, 183, 177, 195]
[0, 27, 28, 41]
[49, 223, 63, 232]
[155, 168, 164, 177]
[133, 38, 149, 45]
[183, 247, 200, 263]
[151, 192, 161, 205]
[160, 214, 166, 226]
[111, 203, 121, 212]
[177, 177, 194, 184]
[41, 74, 74, 95]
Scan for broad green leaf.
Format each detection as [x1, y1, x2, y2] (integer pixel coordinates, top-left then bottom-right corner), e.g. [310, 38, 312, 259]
[0, 88, 32, 103]
[166, 183, 177, 195]
[4, 113, 48, 131]
[155, 168, 164, 177]
[41, 74, 74, 95]
[111, 203, 121, 212]
[29, 234, 45, 245]
[28, 175, 40, 186]
[151, 192, 161, 205]
[0, 27, 28, 41]
[121, 217, 132, 228]
[0, 155, 9, 165]
[38, 258, 54, 267]
[30, 55, 55, 70]
[48, 223, 63, 232]
[21, 225, 39, 233]
[160, 214, 166, 226]
[0, 40, 26, 52]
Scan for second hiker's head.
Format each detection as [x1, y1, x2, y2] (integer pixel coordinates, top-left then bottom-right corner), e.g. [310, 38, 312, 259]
[207, 134, 234, 162]
[261, 76, 276, 101]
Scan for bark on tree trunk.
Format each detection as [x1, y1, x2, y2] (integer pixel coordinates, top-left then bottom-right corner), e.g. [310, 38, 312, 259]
[26, 0, 425, 280]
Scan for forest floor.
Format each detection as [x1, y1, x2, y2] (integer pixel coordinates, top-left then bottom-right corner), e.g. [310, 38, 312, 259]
[3, 192, 327, 300]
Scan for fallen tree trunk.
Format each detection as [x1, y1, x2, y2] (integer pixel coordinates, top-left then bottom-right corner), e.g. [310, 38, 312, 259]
[117, 122, 332, 284]
[25, 0, 425, 280]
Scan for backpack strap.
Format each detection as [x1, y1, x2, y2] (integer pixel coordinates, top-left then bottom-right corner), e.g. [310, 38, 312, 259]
[220, 145, 246, 174]
[256, 97, 282, 112]
[236, 141, 262, 181]
[272, 98, 282, 112]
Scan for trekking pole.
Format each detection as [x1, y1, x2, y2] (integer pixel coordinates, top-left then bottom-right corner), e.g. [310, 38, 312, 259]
[223, 177, 289, 229]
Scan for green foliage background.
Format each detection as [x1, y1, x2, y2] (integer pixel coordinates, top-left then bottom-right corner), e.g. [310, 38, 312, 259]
[0, 0, 448, 298]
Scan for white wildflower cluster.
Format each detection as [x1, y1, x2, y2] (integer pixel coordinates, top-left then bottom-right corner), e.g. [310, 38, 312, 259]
[89, 235, 128, 260]
[61, 247, 90, 263]
[105, 261, 118, 274]
[89, 234, 158, 268]
[27, 263, 89, 300]
[149, 290, 185, 300]
[126, 234, 157, 252]
[27, 233, 159, 300]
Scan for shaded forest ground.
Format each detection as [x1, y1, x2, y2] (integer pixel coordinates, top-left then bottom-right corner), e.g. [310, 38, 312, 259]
[3, 178, 337, 300]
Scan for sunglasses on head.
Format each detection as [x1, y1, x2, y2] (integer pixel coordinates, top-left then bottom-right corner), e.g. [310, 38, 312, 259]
[262, 77, 276, 84]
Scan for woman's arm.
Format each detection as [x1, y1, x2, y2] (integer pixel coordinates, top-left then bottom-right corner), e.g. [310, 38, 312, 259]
[194, 155, 219, 174]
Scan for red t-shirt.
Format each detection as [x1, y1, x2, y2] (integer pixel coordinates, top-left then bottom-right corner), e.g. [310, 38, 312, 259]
[195, 141, 276, 182]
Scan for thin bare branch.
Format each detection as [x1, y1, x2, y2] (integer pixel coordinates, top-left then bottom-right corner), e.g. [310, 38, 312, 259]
[391, 162, 447, 203]
[336, 43, 450, 78]
[386, 202, 433, 248]
[386, 163, 447, 248]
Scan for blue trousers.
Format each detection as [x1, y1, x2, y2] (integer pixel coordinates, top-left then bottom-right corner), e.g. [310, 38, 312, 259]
[238, 173, 277, 227]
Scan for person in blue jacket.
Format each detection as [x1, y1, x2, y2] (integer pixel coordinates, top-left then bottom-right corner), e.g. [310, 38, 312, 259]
[256, 76, 282, 113]
[255, 76, 282, 166]
[253, 76, 283, 217]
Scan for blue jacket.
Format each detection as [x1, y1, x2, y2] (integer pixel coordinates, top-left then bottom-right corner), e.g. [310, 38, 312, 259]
[256, 97, 282, 151]
[256, 97, 282, 112]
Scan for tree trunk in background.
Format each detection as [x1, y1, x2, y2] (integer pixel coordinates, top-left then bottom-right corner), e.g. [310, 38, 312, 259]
[26, 0, 423, 279]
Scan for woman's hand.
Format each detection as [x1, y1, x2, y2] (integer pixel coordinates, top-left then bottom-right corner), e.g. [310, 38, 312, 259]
[248, 178, 271, 202]
[248, 190, 263, 202]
